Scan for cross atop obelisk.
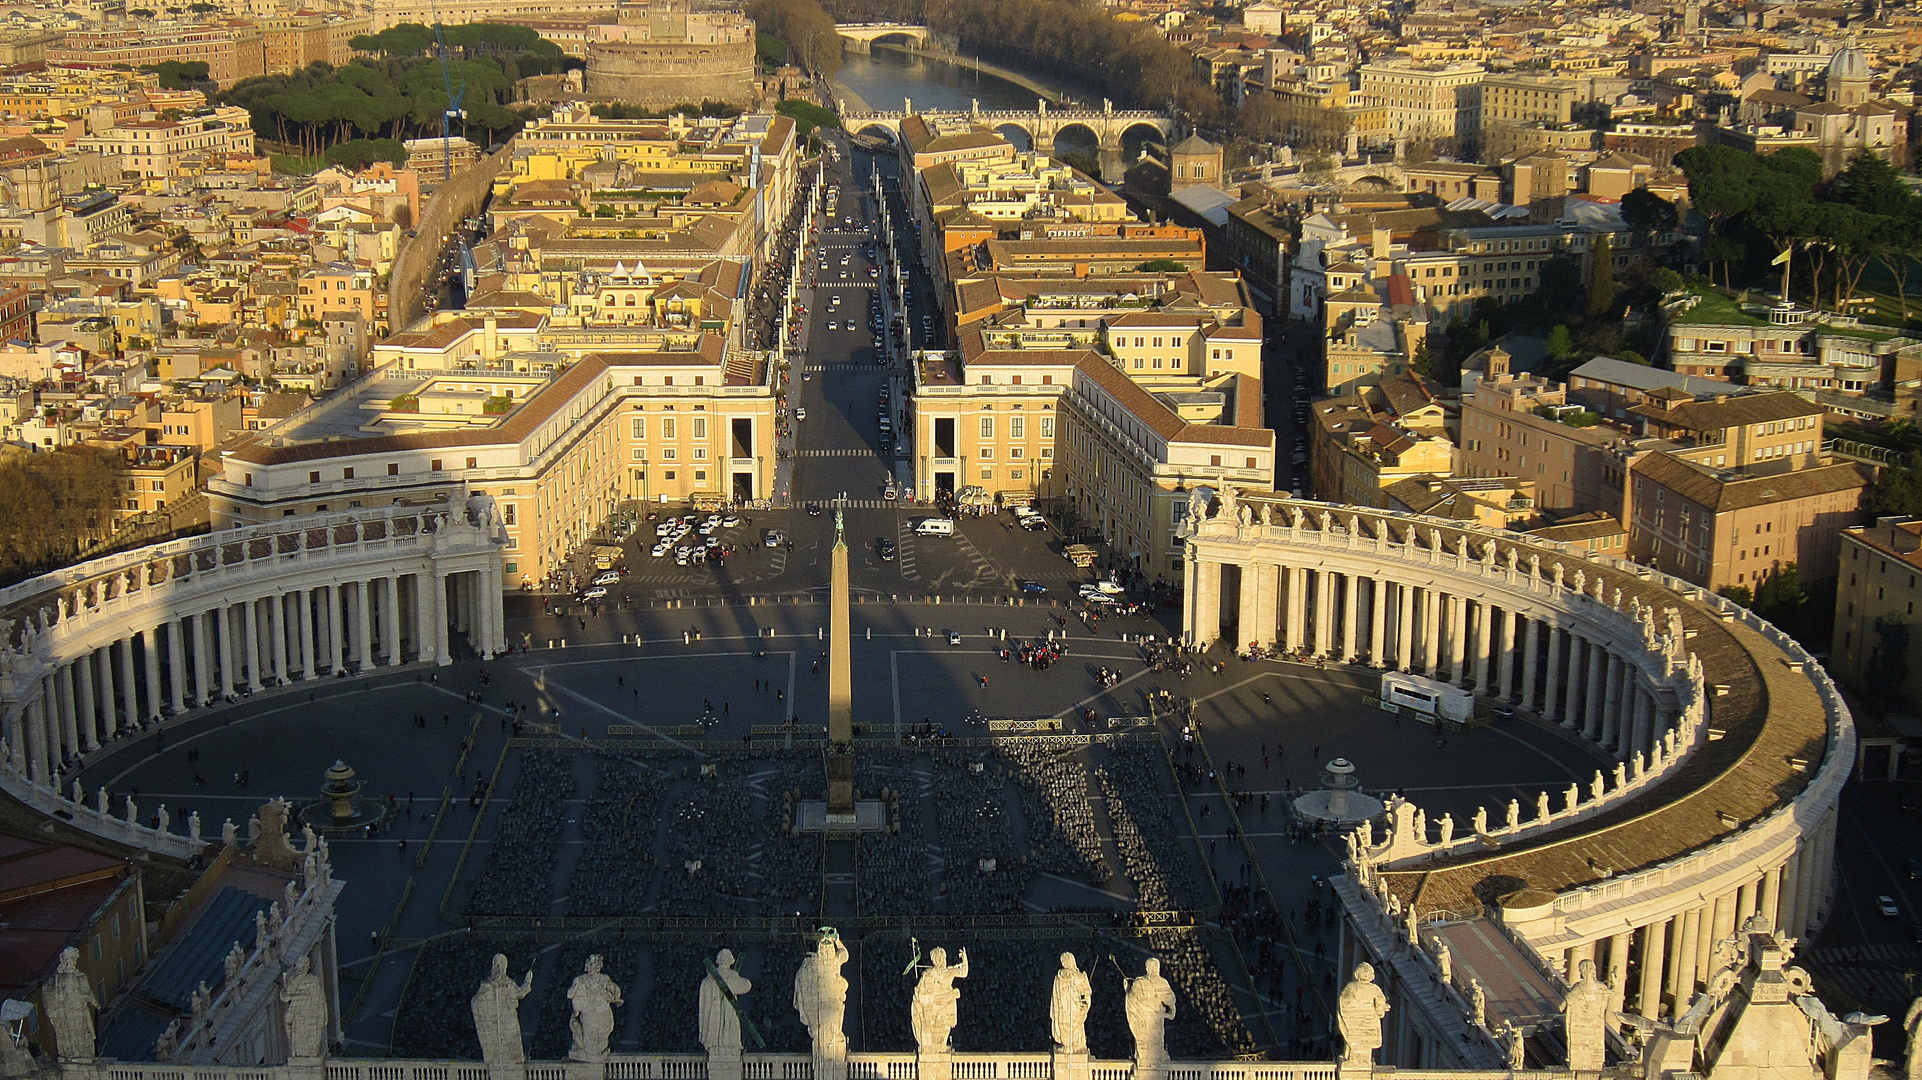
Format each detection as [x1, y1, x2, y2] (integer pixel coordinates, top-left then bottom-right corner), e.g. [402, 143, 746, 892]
[826, 496, 855, 819]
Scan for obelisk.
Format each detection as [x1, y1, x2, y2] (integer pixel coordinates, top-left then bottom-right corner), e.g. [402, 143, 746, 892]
[826, 505, 855, 820]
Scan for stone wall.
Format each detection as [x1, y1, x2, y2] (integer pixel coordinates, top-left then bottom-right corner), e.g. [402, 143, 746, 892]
[584, 39, 755, 107]
[386, 145, 511, 332]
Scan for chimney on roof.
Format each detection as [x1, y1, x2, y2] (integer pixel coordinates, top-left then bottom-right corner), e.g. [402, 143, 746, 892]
[1714, 393, 1729, 404]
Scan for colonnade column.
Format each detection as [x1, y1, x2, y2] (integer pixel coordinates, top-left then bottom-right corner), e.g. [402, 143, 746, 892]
[269, 595, 287, 684]
[1449, 595, 1468, 685]
[1672, 906, 1702, 1001]
[1368, 577, 1387, 666]
[1238, 565, 1266, 651]
[243, 600, 263, 692]
[170, 617, 190, 711]
[1780, 851, 1805, 937]
[1342, 573, 1360, 663]
[325, 585, 344, 672]
[1584, 640, 1608, 741]
[1284, 567, 1305, 652]
[1607, 933, 1630, 1022]
[1602, 652, 1625, 750]
[1313, 571, 1334, 656]
[384, 576, 402, 666]
[1543, 627, 1565, 721]
[142, 629, 162, 721]
[432, 572, 451, 664]
[1564, 632, 1587, 731]
[23, 695, 46, 784]
[1473, 602, 1493, 691]
[1637, 918, 1668, 1019]
[297, 588, 316, 678]
[74, 653, 97, 751]
[1496, 610, 1516, 699]
[1760, 865, 1783, 930]
[415, 576, 438, 666]
[1630, 681, 1654, 761]
[1395, 584, 1414, 671]
[56, 663, 76, 764]
[1521, 617, 1541, 711]
[116, 638, 137, 731]
[354, 580, 374, 670]
[216, 604, 237, 699]
[98, 646, 118, 740]
[190, 610, 210, 704]
[1421, 588, 1440, 674]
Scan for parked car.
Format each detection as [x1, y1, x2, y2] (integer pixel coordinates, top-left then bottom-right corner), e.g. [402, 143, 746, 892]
[1878, 895, 1901, 917]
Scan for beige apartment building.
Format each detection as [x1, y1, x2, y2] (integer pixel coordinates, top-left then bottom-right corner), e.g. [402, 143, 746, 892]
[1831, 516, 1922, 711]
[1459, 351, 1621, 518]
[258, 12, 369, 72]
[156, 395, 242, 454]
[1626, 451, 1869, 591]
[1356, 61, 1485, 142]
[1627, 389, 1826, 471]
[50, 25, 267, 86]
[74, 107, 256, 179]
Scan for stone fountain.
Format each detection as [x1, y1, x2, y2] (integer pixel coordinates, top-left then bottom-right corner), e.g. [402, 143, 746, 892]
[299, 759, 387, 833]
[1290, 757, 1385, 828]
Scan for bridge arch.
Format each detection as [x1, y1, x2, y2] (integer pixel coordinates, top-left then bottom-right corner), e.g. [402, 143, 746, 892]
[991, 121, 1035, 152]
[833, 23, 933, 52]
[855, 122, 899, 144]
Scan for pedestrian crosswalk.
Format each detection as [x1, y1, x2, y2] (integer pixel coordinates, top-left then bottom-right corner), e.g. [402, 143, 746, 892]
[1809, 944, 1919, 964]
[793, 449, 879, 458]
[1815, 965, 1916, 1003]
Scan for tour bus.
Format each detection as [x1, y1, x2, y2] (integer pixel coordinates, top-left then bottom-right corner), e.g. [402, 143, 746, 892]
[1378, 671, 1473, 724]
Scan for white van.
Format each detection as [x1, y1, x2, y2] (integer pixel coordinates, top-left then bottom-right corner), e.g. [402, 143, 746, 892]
[915, 517, 955, 536]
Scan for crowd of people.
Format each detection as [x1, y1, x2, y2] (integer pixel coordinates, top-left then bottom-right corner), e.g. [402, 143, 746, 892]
[464, 751, 576, 917]
[566, 759, 664, 918]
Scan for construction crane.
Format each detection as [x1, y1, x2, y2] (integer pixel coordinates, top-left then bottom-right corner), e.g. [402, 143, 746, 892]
[428, 0, 466, 182]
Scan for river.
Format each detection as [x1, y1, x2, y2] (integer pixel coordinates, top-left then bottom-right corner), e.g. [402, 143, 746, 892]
[833, 47, 1101, 156]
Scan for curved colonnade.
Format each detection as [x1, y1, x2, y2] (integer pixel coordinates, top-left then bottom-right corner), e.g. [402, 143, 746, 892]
[1179, 494, 1848, 1067]
[0, 504, 508, 857]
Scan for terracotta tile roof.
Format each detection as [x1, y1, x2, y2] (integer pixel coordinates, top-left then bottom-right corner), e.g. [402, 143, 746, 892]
[1629, 390, 1823, 430]
[1632, 453, 1870, 513]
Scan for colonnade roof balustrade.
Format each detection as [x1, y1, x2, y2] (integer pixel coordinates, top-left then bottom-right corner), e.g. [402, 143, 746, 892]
[1179, 493, 1844, 923]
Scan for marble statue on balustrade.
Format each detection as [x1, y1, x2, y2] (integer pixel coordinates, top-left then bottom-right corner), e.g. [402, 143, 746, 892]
[1125, 958, 1175, 1080]
[700, 949, 753, 1060]
[567, 955, 623, 1064]
[281, 954, 328, 1062]
[912, 947, 969, 1055]
[1051, 953, 1092, 1055]
[46, 947, 97, 1061]
[473, 954, 534, 1067]
[794, 929, 850, 1080]
[1337, 963, 1389, 1075]
[1904, 997, 1922, 1080]
[1562, 958, 1611, 1071]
